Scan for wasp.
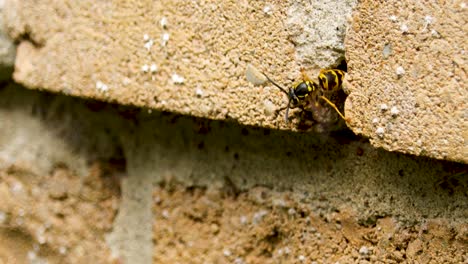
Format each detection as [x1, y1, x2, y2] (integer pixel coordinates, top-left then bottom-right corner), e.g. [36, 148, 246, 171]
[263, 68, 347, 124]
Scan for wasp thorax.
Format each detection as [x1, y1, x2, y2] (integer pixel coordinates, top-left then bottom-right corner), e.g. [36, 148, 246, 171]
[293, 81, 314, 98]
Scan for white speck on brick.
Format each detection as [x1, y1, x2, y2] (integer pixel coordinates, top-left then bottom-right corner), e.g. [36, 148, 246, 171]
[123, 77, 131, 86]
[154, 196, 161, 204]
[96, 80, 109, 92]
[263, 99, 275, 116]
[424, 15, 434, 25]
[372, 117, 380, 124]
[382, 43, 392, 58]
[298, 255, 306, 261]
[0, 211, 6, 224]
[390, 106, 400, 116]
[59, 246, 67, 255]
[172, 73, 185, 84]
[461, 3, 466, 9]
[37, 233, 46, 244]
[96, 81, 103, 89]
[431, 29, 439, 37]
[144, 39, 154, 51]
[359, 246, 369, 255]
[400, 23, 409, 33]
[273, 198, 287, 207]
[160, 17, 168, 28]
[162, 210, 170, 219]
[234, 258, 244, 264]
[278, 247, 291, 255]
[389, 15, 397, 21]
[240, 215, 248, 225]
[143, 34, 150, 41]
[380, 104, 388, 111]
[141, 64, 149, 73]
[161, 33, 170, 46]
[422, 16, 434, 32]
[223, 249, 231, 257]
[396, 66, 405, 76]
[288, 208, 296, 215]
[10, 181, 23, 193]
[27, 251, 37, 261]
[263, 5, 273, 15]
[376, 127, 385, 136]
[195, 88, 204, 97]
[246, 64, 267, 85]
[252, 210, 268, 224]
[150, 64, 158, 73]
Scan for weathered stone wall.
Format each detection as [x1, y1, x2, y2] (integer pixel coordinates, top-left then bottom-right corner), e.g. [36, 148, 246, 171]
[4, 0, 466, 163]
[0, 0, 467, 263]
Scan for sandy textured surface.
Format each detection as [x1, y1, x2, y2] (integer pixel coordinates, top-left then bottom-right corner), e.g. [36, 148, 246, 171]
[153, 184, 467, 263]
[4, 0, 355, 130]
[5, 1, 466, 163]
[345, 1, 467, 163]
[5, 0, 293, 126]
[1, 1, 468, 262]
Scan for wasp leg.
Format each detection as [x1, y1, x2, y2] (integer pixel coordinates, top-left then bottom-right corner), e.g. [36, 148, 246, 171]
[272, 99, 294, 124]
[300, 67, 313, 82]
[271, 104, 287, 121]
[319, 95, 350, 122]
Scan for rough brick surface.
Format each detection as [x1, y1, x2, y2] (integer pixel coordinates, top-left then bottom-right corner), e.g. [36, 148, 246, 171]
[344, 1, 467, 163]
[5, 1, 465, 163]
[4, 0, 354, 130]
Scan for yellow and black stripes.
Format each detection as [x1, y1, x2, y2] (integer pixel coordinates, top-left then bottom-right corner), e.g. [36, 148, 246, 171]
[318, 69, 345, 92]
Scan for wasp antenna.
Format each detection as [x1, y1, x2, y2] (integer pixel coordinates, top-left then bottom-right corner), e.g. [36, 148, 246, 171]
[284, 98, 292, 124]
[262, 72, 289, 96]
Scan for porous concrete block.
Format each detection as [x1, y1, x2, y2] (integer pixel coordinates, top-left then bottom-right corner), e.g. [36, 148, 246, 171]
[4, 0, 354, 129]
[5, 1, 465, 163]
[345, 1, 467, 163]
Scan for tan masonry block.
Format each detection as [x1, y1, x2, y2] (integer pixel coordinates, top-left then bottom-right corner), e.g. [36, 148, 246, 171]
[5, 0, 466, 163]
[344, 1, 467, 163]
